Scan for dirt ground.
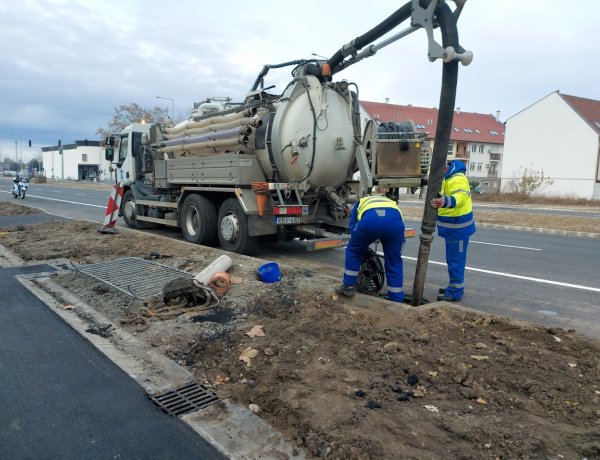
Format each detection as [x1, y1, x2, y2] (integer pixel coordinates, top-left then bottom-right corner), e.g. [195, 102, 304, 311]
[2, 200, 600, 459]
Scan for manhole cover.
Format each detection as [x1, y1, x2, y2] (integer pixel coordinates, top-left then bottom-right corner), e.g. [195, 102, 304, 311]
[74, 257, 194, 299]
[149, 382, 219, 417]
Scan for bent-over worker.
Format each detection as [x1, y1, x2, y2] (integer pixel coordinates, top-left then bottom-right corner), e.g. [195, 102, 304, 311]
[336, 189, 405, 302]
[430, 160, 476, 301]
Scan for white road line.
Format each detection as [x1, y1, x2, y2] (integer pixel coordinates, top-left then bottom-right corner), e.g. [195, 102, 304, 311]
[383, 253, 600, 293]
[470, 240, 541, 251]
[0, 191, 105, 208]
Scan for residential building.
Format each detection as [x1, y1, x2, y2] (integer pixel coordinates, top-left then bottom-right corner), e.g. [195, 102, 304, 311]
[41, 140, 113, 182]
[502, 92, 600, 200]
[360, 101, 505, 192]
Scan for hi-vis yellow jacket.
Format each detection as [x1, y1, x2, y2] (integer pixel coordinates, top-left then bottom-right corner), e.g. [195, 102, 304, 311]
[437, 162, 476, 239]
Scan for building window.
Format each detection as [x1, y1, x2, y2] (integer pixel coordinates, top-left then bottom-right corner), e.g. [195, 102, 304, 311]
[82, 153, 88, 162]
[474, 129, 480, 134]
[471, 144, 477, 153]
[470, 163, 475, 171]
[453, 127, 459, 132]
[477, 163, 482, 171]
[483, 182, 489, 187]
[486, 163, 490, 168]
[478, 144, 484, 153]
[428, 119, 433, 125]
[447, 143, 454, 154]
[416, 124, 426, 129]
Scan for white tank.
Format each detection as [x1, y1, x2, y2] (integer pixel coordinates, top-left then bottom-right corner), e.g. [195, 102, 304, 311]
[268, 76, 356, 188]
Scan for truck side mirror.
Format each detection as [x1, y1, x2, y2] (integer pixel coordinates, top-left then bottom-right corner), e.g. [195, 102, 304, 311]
[105, 146, 114, 162]
[104, 136, 115, 147]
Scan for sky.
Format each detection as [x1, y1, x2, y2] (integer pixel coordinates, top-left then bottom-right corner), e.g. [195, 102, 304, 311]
[1, 0, 599, 163]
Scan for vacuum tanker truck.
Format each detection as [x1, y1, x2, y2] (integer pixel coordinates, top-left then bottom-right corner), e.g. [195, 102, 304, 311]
[104, 0, 470, 255]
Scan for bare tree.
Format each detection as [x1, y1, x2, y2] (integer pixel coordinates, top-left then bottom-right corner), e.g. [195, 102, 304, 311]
[96, 103, 169, 139]
[505, 167, 554, 197]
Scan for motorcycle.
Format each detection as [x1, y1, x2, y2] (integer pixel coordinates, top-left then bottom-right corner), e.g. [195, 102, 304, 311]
[12, 176, 29, 199]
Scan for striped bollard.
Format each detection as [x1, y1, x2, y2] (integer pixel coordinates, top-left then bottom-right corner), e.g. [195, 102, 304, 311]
[97, 185, 123, 234]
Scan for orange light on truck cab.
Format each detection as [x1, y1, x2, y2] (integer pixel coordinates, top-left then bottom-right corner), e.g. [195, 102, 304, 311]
[321, 63, 332, 78]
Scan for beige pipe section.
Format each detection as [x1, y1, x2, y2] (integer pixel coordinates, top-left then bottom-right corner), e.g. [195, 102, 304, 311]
[176, 146, 253, 157]
[158, 137, 250, 155]
[163, 115, 262, 140]
[164, 107, 258, 136]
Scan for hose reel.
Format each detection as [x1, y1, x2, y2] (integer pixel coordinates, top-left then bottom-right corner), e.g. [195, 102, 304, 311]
[356, 247, 385, 294]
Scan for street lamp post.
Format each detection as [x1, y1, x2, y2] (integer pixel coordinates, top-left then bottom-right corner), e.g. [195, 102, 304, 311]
[156, 96, 175, 121]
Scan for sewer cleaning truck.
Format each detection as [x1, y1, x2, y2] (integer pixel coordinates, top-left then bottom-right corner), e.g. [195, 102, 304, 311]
[104, 0, 471, 255]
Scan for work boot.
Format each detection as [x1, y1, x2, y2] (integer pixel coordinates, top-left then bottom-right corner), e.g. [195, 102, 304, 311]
[437, 293, 459, 302]
[335, 284, 356, 297]
[438, 288, 446, 294]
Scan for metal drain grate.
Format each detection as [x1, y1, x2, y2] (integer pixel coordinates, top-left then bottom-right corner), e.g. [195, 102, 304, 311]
[149, 382, 219, 416]
[75, 257, 194, 299]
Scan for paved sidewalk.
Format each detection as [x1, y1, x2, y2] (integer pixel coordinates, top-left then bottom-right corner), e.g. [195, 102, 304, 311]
[0, 264, 226, 460]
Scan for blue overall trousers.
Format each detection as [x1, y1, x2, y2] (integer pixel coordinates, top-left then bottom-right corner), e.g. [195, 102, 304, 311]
[343, 207, 405, 302]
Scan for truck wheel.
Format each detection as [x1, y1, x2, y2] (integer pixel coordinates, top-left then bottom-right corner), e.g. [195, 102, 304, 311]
[121, 190, 139, 228]
[218, 198, 257, 254]
[181, 194, 218, 246]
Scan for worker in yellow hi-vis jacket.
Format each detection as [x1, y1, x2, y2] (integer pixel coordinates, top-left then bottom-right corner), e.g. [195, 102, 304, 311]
[336, 188, 405, 302]
[430, 160, 476, 301]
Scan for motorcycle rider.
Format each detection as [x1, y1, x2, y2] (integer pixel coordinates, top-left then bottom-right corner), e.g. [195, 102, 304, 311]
[12, 175, 28, 199]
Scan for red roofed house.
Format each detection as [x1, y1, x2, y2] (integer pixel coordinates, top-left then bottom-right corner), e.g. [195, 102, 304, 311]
[360, 101, 505, 193]
[502, 92, 600, 200]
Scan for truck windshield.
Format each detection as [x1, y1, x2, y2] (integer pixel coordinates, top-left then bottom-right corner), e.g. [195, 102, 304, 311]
[118, 134, 129, 164]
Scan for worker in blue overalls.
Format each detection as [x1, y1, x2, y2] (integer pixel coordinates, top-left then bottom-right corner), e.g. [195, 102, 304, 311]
[336, 188, 406, 302]
[430, 160, 476, 301]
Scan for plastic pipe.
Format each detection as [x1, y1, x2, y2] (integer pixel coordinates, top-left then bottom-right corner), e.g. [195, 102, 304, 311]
[193, 255, 233, 286]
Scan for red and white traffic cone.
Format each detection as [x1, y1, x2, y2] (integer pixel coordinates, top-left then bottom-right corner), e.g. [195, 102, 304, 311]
[97, 184, 123, 234]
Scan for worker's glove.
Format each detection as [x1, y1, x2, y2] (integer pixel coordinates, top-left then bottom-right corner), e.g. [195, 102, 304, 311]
[430, 196, 446, 208]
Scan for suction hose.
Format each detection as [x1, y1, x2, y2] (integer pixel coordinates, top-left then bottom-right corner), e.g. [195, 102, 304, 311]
[412, 1, 460, 306]
[327, 2, 413, 75]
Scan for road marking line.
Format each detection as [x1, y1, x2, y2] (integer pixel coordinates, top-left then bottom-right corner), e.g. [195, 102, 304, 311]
[384, 253, 600, 293]
[470, 240, 541, 251]
[0, 191, 105, 208]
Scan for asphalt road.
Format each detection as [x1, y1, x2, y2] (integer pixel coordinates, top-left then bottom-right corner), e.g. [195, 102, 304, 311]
[1, 177, 599, 337]
[0, 262, 226, 459]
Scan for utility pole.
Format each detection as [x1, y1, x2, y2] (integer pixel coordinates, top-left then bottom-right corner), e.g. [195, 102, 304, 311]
[60, 130, 64, 180]
[156, 96, 175, 121]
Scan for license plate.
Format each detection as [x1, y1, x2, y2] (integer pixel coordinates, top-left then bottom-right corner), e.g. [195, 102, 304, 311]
[274, 216, 301, 225]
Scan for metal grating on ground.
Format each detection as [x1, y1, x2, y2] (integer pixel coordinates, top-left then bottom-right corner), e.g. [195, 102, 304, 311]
[75, 257, 194, 299]
[149, 382, 219, 416]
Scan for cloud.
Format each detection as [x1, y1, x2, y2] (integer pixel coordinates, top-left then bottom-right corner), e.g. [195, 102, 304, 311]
[0, 0, 598, 163]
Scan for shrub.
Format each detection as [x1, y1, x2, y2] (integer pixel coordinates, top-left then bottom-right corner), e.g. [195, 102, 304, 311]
[505, 167, 553, 198]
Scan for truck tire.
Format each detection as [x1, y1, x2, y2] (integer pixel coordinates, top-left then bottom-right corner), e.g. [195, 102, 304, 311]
[121, 189, 157, 229]
[121, 190, 139, 228]
[181, 194, 218, 246]
[217, 198, 257, 254]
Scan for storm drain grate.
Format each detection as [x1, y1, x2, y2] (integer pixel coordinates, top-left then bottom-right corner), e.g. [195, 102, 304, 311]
[74, 257, 194, 299]
[149, 382, 219, 416]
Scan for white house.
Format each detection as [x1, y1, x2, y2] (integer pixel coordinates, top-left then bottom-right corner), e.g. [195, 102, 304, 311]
[41, 140, 114, 182]
[502, 92, 600, 200]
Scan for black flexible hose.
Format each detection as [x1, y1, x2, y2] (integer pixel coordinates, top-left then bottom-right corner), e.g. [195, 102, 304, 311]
[327, 1, 413, 74]
[412, 1, 460, 306]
